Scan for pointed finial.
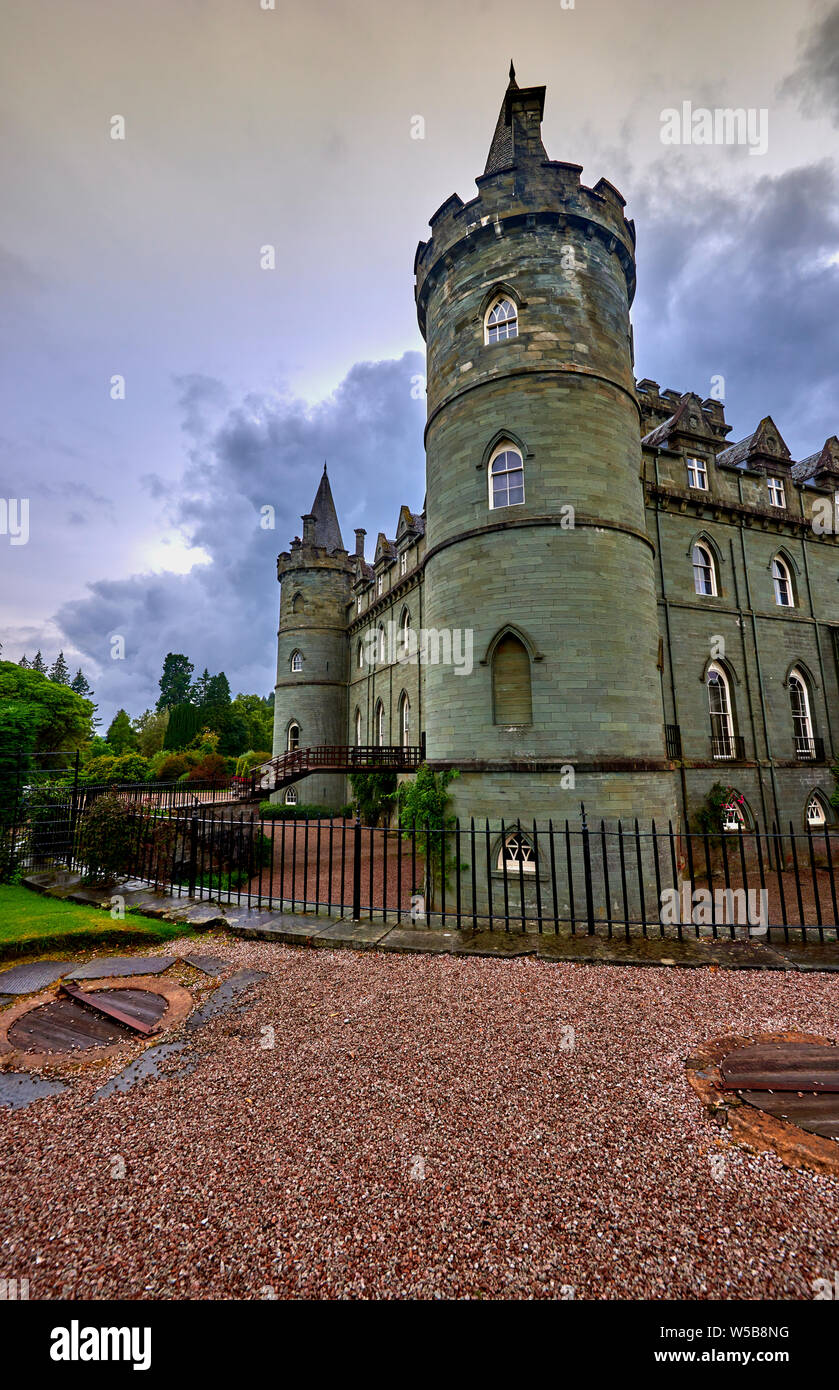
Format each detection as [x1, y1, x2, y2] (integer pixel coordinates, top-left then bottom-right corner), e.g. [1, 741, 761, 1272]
[509, 60, 516, 82]
[323, 460, 328, 474]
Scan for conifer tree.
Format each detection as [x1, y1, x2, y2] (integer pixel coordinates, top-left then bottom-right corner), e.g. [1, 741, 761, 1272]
[31, 651, 47, 674]
[49, 651, 71, 684]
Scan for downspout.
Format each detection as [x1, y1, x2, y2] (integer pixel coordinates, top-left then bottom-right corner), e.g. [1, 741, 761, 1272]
[735, 476, 780, 830]
[798, 492, 834, 759]
[653, 449, 689, 824]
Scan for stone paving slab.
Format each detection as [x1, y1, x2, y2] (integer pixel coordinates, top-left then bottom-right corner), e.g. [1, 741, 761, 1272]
[93, 1041, 193, 1102]
[0, 959, 71, 993]
[169, 903, 230, 928]
[67, 955, 177, 980]
[185, 969, 268, 1031]
[0, 1071, 69, 1111]
[377, 927, 475, 954]
[231, 913, 337, 945]
[314, 920, 392, 948]
[183, 954, 231, 975]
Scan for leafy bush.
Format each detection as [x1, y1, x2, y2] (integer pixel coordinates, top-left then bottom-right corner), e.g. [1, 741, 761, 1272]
[257, 802, 349, 820]
[394, 765, 460, 904]
[78, 755, 117, 784]
[109, 752, 150, 783]
[348, 771, 397, 826]
[185, 753, 228, 783]
[75, 794, 139, 884]
[155, 753, 192, 781]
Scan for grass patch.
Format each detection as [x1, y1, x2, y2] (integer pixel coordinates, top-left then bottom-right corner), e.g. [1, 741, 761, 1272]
[0, 884, 195, 960]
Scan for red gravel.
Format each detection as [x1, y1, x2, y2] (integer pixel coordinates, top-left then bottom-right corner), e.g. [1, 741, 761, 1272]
[2, 940, 839, 1300]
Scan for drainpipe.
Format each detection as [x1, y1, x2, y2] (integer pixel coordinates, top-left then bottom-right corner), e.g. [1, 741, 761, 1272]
[735, 479, 780, 830]
[798, 507, 834, 759]
[653, 450, 689, 824]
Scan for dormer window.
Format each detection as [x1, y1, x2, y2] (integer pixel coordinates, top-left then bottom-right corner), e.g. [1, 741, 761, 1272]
[400, 552, 408, 577]
[356, 597, 362, 614]
[686, 457, 708, 490]
[768, 477, 786, 508]
[377, 575, 383, 596]
[485, 297, 518, 344]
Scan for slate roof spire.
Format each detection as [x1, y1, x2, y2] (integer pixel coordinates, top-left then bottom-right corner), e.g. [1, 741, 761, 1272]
[483, 64, 547, 176]
[306, 463, 345, 552]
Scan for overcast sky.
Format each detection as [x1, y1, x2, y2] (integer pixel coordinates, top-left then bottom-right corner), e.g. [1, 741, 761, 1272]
[1, 0, 838, 722]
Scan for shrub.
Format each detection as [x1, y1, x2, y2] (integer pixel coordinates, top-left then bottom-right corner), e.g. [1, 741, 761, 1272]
[185, 753, 228, 783]
[78, 755, 117, 784]
[156, 753, 191, 781]
[75, 793, 139, 884]
[348, 771, 397, 826]
[394, 765, 461, 904]
[258, 802, 346, 820]
[109, 752, 150, 783]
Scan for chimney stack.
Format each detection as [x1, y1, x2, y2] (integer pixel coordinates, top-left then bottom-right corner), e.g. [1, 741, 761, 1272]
[302, 513, 316, 545]
[354, 528, 366, 559]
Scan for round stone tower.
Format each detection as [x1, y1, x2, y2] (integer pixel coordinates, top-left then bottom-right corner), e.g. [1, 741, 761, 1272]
[414, 66, 679, 828]
[273, 466, 352, 808]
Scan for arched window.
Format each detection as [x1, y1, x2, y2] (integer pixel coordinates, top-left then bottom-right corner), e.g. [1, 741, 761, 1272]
[772, 557, 793, 607]
[692, 543, 717, 596]
[489, 443, 525, 510]
[789, 669, 815, 758]
[485, 297, 518, 344]
[497, 828, 537, 873]
[399, 692, 411, 748]
[291, 592, 303, 614]
[375, 698, 385, 747]
[807, 793, 828, 828]
[721, 793, 747, 832]
[357, 640, 364, 669]
[492, 633, 532, 725]
[290, 650, 303, 672]
[284, 786, 298, 806]
[708, 663, 735, 758]
[378, 624, 386, 664]
[354, 708, 362, 747]
[398, 608, 412, 659]
[287, 722, 300, 752]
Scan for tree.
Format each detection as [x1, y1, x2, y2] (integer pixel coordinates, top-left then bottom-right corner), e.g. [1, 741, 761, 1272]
[49, 651, 71, 684]
[163, 701, 202, 749]
[31, 651, 47, 674]
[156, 653, 194, 711]
[190, 668, 211, 708]
[132, 708, 169, 757]
[0, 661, 95, 819]
[18, 654, 29, 669]
[106, 708, 137, 755]
[70, 669, 93, 699]
[231, 693, 274, 751]
[204, 671, 231, 707]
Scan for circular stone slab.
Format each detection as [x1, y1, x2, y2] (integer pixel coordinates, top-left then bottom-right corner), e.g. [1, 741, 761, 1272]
[7, 989, 167, 1053]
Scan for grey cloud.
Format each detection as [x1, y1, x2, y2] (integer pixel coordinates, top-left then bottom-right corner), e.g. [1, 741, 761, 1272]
[782, 2, 839, 126]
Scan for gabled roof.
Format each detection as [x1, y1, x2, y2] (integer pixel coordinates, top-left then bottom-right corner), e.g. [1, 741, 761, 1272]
[396, 504, 425, 540]
[308, 465, 344, 552]
[792, 436, 839, 485]
[716, 417, 791, 472]
[374, 532, 397, 565]
[640, 393, 716, 448]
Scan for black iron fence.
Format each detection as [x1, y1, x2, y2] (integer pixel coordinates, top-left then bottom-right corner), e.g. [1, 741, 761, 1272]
[4, 785, 839, 943]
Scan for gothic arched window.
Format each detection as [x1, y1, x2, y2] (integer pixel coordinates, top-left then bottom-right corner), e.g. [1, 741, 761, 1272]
[807, 793, 828, 828]
[489, 443, 525, 510]
[789, 669, 815, 758]
[692, 543, 717, 596]
[291, 591, 303, 614]
[485, 297, 518, 344]
[290, 650, 303, 672]
[708, 663, 735, 758]
[497, 829, 537, 873]
[492, 633, 532, 725]
[287, 722, 300, 752]
[772, 556, 793, 607]
[378, 624, 386, 664]
[399, 691, 411, 747]
[284, 786, 298, 806]
[375, 698, 385, 747]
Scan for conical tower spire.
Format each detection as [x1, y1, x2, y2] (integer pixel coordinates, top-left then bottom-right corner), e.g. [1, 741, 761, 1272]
[483, 64, 547, 176]
[306, 464, 344, 552]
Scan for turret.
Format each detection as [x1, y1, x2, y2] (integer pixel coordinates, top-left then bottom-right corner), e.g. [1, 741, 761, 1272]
[273, 466, 353, 808]
[414, 66, 679, 828]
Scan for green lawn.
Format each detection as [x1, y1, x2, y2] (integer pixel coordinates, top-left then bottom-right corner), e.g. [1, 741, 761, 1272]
[0, 884, 195, 959]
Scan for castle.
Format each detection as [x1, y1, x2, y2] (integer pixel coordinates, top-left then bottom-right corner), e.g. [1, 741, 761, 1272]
[272, 67, 839, 836]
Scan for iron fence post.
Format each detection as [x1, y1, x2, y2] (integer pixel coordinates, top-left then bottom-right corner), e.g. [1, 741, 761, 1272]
[352, 812, 362, 921]
[581, 801, 595, 935]
[188, 809, 199, 898]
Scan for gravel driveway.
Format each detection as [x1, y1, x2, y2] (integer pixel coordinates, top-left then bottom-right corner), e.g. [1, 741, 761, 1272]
[2, 941, 839, 1300]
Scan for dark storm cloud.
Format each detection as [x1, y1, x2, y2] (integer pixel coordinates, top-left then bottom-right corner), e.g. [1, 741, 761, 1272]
[54, 353, 425, 720]
[782, 1, 839, 126]
[632, 158, 839, 450]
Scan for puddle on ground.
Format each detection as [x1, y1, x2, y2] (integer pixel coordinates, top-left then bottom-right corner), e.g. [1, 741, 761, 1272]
[0, 1072, 70, 1111]
[185, 969, 267, 1031]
